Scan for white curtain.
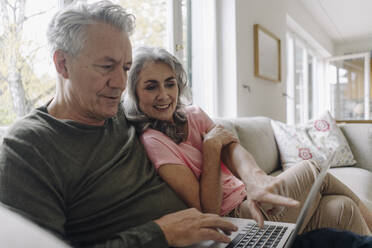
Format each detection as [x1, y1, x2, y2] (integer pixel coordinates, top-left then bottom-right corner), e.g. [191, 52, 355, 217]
[191, 0, 217, 117]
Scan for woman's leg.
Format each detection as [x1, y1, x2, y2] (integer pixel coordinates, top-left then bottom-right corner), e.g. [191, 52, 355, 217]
[233, 160, 320, 232]
[303, 195, 371, 235]
[233, 160, 371, 235]
[359, 202, 372, 233]
[321, 169, 372, 233]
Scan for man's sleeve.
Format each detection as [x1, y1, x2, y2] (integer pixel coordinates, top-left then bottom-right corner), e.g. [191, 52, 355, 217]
[87, 222, 168, 248]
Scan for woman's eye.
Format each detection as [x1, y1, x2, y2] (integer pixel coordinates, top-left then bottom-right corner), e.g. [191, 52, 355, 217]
[166, 81, 176, 88]
[145, 85, 156, 90]
[123, 66, 130, 72]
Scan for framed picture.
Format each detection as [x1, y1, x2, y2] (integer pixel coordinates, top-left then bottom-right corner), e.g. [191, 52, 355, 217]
[254, 24, 281, 82]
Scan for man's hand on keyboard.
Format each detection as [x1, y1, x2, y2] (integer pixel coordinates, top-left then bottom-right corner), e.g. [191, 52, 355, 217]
[154, 208, 238, 247]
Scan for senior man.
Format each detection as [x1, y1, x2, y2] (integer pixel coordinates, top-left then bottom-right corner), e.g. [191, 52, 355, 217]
[0, 1, 297, 247]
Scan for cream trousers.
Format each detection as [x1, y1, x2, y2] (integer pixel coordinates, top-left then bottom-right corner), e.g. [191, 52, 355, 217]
[232, 161, 371, 235]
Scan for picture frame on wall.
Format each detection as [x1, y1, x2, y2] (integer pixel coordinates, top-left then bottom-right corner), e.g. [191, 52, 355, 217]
[254, 24, 281, 82]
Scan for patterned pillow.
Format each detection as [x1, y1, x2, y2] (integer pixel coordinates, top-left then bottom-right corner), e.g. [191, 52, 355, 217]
[271, 111, 356, 170]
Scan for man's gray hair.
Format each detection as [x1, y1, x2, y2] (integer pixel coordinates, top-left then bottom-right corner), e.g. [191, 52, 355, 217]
[47, 0, 135, 56]
[124, 46, 192, 142]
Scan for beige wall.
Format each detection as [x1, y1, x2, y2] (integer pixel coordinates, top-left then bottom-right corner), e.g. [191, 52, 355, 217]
[336, 39, 372, 55]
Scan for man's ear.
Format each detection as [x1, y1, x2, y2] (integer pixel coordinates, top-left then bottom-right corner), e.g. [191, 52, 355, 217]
[53, 50, 70, 79]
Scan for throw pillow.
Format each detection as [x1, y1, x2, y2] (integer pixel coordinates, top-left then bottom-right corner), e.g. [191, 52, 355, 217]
[271, 111, 356, 170]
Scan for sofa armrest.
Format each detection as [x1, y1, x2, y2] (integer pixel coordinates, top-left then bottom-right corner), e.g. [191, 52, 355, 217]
[339, 123, 372, 172]
[329, 167, 372, 211]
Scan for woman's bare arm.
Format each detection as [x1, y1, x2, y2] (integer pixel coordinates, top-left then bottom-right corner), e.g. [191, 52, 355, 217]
[158, 164, 202, 211]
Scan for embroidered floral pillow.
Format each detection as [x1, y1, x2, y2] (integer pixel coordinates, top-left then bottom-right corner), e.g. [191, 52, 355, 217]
[271, 111, 356, 170]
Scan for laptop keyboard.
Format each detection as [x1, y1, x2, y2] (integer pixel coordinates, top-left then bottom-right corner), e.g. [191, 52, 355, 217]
[226, 223, 288, 248]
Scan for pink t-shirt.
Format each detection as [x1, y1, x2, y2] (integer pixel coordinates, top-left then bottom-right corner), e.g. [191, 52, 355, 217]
[140, 106, 246, 215]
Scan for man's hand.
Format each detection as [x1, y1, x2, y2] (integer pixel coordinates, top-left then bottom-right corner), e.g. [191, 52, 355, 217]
[243, 170, 299, 228]
[154, 208, 238, 247]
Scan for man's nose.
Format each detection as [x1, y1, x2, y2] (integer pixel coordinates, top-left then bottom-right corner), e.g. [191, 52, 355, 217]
[108, 68, 127, 90]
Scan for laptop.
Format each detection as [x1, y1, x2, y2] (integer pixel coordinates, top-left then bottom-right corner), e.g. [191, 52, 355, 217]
[187, 151, 338, 248]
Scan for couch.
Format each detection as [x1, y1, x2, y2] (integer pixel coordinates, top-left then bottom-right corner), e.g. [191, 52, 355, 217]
[215, 116, 372, 211]
[0, 116, 371, 246]
[1, 117, 371, 211]
[0, 203, 69, 247]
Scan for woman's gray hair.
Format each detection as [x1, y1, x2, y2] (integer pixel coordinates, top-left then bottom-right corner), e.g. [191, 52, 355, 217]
[47, 0, 135, 56]
[124, 46, 192, 143]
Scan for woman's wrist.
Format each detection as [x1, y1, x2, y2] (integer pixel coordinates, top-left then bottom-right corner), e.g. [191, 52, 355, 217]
[203, 138, 222, 151]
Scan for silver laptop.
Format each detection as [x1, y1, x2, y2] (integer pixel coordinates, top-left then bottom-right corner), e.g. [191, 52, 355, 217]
[187, 151, 338, 248]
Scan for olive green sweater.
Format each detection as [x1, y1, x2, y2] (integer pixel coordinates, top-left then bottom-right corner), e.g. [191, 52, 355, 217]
[0, 104, 186, 247]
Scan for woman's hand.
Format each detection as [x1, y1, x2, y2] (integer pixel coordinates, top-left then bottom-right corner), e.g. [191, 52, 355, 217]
[220, 143, 299, 228]
[242, 170, 299, 227]
[202, 125, 239, 148]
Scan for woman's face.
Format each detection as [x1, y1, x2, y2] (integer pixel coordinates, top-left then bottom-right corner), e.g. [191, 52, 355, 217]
[136, 62, 179, 122]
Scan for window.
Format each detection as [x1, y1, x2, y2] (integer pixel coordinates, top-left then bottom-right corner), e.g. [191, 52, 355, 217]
[86, 0, 189, 64]
[189, 0, 217, 116]
[286, 31, 324, 124]
[0, 0, 188, 127]
[287, 28, 371, 123]
[294, 40, 306, 123]
[0, 0, 59, 126]
[326, 53, 371, 120]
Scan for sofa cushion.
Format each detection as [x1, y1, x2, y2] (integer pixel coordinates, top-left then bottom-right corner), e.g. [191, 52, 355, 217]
[0, 203, 69, 247]
[339, 124, 372, 172]
[329, 167, 372, 211]
[271, 111, 356, 170]
[216, 117, 280, 174]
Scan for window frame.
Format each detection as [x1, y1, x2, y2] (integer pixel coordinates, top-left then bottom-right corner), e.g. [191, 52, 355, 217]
[286, 30, 325, 124]
[62, 0, 187, 64]
[325, 52, 371, 120]
[0, 0, 188, 127]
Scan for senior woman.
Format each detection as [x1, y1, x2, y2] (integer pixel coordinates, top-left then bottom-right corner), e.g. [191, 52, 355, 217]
[123, 46, 372, 235]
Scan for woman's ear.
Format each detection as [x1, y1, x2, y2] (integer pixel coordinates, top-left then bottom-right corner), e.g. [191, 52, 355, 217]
[53, 50, 70, 79]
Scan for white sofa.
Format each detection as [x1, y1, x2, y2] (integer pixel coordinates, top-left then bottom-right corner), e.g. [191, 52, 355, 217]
[1, 117, 372, 211]
[215, 116, 372, 211]
[0, 117, 371, 247]
[0, 203, 69, 248]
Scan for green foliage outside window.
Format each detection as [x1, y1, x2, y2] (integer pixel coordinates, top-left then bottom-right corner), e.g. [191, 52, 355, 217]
[0, 0, 169, 126]
[119, 0, 168, 49]
[0, 0, 57, 126]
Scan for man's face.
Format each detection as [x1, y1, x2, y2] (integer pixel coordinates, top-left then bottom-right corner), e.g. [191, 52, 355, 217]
[64, 23, 132, 121]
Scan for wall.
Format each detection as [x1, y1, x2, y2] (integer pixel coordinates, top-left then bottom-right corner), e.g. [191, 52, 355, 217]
[336, 38, 372, 55]
[234, 0, 288, 121]
[216, 0, 334, 121]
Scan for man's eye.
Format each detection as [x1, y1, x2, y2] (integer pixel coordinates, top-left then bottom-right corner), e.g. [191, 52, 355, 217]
[101, 65, 113, 69]
[123, 66, 131, 72]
